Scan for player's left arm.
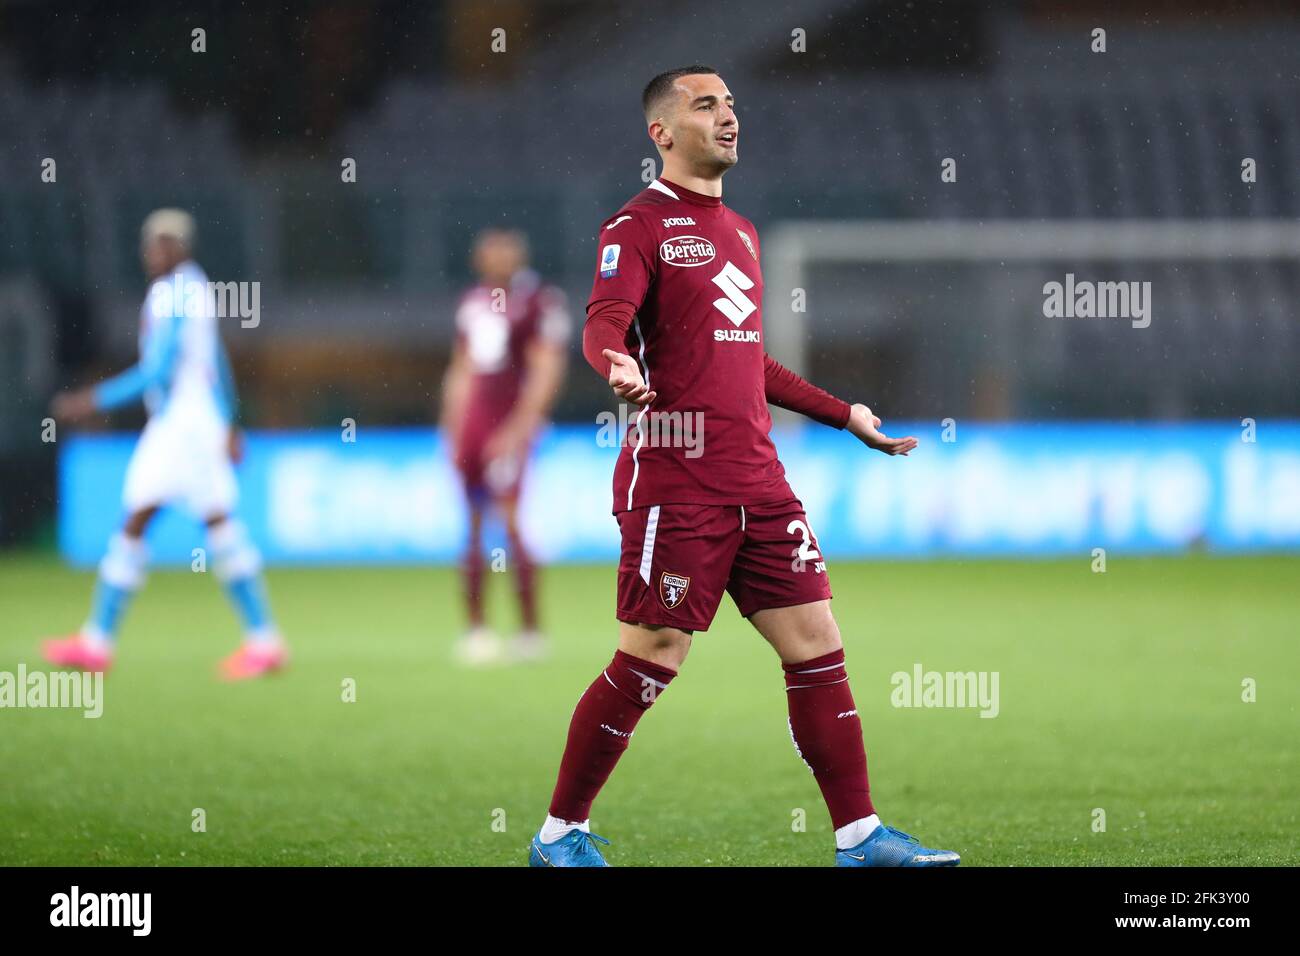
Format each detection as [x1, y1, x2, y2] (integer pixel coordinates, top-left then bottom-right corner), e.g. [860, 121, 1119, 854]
[50, 311, 183, 423]
[763, 353, 917, 456]
[485, 290, 571, 459]
[843, 402, 917, 456]
[484, 338, 567, 461]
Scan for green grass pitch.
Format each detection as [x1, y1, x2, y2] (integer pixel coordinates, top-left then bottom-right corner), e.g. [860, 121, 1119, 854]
[1, 552, 1296, 866]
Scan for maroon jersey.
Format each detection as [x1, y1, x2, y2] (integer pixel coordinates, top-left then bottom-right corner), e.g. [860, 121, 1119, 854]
[587, 177, 796, 512]
[456, 268, 570, 438]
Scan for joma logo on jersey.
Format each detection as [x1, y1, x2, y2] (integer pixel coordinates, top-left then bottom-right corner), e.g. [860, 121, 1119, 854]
[659, 572, 690, 609]
[662, 216, 696, 228]
[659, 236, 716, 267]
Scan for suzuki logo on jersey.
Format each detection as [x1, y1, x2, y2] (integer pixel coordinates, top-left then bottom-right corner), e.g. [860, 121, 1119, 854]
[659, 572, 691, 609]
[659, 236, 716, 267]
[662, 216, 696, 228]
[711, 260, 759, 339]
[599, 244, 621, 278]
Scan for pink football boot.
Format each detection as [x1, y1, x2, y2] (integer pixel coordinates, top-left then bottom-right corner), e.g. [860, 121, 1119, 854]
[218, 640, 288, 681]
[42, 634, 114, 672]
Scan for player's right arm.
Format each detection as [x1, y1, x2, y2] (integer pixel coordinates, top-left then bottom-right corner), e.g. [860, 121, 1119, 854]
[584, 299, 655, 405]
[214, 337, 239, 421]
[213, 338, 246, 464]
[439, 341, 473, 456]
[584, 211, 657, 405]
[602, 342, 656, 405]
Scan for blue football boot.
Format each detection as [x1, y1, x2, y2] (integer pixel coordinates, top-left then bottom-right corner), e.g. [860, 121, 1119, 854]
[529, 828, 611, 867]
[835, 825, 960, 867]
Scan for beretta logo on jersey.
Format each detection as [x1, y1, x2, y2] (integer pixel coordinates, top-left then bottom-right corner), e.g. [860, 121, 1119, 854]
[599, 243, 621, 278]
[660, 572, 691, 609]
[659, 236, 716, 267]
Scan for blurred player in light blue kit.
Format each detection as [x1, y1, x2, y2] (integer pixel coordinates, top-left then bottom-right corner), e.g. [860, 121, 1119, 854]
[43, 209, 287, 679]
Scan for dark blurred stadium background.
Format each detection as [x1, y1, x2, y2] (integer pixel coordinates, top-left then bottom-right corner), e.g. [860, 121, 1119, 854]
[2, 0, 1299, 873]
[2, 0, 1298, 551]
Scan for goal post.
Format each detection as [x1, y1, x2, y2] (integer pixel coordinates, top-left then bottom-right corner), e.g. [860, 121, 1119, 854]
[761, 219, 1300, 422]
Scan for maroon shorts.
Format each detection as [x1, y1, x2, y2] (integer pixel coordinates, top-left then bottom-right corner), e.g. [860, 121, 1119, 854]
[615, 498, 833, 632]
[455, 441, 528, 502]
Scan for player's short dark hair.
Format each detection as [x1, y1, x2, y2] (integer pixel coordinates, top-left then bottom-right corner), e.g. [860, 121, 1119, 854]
[642, 65, 719, 118]
[474, 226, 530, 258]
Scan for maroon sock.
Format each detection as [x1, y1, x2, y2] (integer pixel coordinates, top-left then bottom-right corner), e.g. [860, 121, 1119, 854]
[462, 547, 485, 628]
[507, 528, 538, 631]
[784, 648, 875, 829]
[548, 650, 677, 822]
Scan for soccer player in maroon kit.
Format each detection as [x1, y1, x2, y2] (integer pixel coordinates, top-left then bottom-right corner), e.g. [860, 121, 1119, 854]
[441, 228, 570, 665]
[529, 67, 959, 866]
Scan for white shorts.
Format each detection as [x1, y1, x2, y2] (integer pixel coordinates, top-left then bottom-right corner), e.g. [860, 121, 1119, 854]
[121, 411, 237, 518]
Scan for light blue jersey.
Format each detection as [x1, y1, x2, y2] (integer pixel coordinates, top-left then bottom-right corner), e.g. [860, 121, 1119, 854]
[94, 260, 236, 425]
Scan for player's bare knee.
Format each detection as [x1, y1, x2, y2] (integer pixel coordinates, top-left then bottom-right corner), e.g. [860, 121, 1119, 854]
[752, 602, 842, 662]
[122, 506, 159, 538]
[787, 621, 841, 661]
[812, 615, 844, 655]
[619, 621, 691, 669]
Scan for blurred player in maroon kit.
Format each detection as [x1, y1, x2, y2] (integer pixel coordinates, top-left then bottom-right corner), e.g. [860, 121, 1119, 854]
[440, 228, 570, 665]
[529, 67, 960, 866]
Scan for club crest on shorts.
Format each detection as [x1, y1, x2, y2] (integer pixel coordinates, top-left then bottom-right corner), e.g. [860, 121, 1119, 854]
[659, 571, 690, 610]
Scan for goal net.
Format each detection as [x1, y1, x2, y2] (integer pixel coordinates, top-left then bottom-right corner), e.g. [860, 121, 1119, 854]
[761, 220, 1300, 422]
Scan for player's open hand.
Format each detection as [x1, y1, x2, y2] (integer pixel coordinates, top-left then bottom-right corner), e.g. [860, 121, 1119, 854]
[603, 349, 656, 406]
[228, 427, 246, 465]
[484, 419, 529, 463]
[50, 389, 96, 423]
[847, 403, 917, 456]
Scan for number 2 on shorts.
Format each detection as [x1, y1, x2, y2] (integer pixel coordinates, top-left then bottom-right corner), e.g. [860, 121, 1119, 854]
[786, 518, 821, 562]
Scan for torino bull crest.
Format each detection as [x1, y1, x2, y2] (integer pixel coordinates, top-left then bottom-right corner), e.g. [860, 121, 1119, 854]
[659, 572, 691, 609]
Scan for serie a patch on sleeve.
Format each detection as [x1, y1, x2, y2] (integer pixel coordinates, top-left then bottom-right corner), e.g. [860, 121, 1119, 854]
[599, 243, 621, 278]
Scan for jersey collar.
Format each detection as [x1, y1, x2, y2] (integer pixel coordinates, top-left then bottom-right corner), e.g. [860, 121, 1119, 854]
[653, 177, 723, 208]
